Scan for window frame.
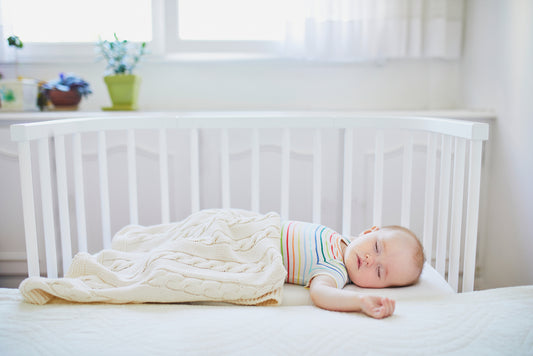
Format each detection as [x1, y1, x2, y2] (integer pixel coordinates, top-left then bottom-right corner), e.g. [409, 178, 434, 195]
[0, 0, 284, 63]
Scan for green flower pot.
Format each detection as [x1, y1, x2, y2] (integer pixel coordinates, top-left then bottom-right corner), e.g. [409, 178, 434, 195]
[103, 74, 141, 111]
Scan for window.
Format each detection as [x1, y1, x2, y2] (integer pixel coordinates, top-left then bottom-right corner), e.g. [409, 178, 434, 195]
[165, 0, 287, 56]
[0, 0, 288, 62]
[178, 0, 286, 41]
[1, 1, 462, 63]
[1, 0, 151, 43]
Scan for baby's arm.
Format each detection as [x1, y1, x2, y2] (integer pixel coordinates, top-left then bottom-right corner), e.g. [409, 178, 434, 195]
[309, 275, 395, 319]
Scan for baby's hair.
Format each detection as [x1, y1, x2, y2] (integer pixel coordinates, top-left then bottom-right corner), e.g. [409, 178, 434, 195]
[381, 225, 425, 285]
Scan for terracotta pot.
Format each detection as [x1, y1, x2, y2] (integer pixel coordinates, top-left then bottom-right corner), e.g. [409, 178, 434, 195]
[48, 88, 81, 108]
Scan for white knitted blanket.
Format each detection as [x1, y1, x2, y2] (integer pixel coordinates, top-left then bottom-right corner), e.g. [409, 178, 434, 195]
[19, 209, 287, 306]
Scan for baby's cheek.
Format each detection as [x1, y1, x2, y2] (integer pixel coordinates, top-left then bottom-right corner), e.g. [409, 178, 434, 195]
[346, 262, 358, 280]
[351, 271, 377, 288]
[347, 267, 364, 285]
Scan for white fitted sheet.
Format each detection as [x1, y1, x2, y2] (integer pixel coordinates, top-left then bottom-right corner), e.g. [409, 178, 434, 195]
[1, 267, 531, 355]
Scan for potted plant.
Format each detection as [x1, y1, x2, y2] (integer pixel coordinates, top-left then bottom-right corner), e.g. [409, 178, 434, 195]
[0, 35, 39, 111]
[7, 35, 23, 79]
[96, 33, 146, 111]
[41, 73, 92, 110]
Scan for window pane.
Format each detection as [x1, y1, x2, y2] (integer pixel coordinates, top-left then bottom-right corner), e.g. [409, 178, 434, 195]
[178, 0, 286, 41]
[1, 0, 152, 43]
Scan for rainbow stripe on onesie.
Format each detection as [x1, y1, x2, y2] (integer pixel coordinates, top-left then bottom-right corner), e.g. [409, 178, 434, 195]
[281, 220, 351, 288]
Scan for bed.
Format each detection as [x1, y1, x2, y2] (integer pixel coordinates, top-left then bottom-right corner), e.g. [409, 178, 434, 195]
[2, 112, 532, 355]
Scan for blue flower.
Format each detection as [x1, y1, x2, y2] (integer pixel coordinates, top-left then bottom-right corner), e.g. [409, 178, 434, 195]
[42, 73, 92, 98]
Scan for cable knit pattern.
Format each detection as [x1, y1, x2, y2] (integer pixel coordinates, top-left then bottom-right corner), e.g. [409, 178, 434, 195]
[19, 209, 287, 306]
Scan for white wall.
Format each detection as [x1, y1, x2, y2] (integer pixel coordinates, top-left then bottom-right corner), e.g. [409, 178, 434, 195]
[462, 0, 533, 288]
[2, 59, 460, 111]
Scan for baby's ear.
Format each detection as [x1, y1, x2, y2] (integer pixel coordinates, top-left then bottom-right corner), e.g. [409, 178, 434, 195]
[359, 226, 379, 236]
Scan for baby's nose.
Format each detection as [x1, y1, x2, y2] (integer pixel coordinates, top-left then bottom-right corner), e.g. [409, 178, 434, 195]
[364, 253, 374, 266]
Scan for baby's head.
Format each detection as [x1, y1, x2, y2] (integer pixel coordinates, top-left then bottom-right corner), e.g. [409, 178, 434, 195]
[343, 225, 425, 288]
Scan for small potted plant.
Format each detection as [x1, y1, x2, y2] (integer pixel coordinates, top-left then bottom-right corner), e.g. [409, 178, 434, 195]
[0, 35, 39, 111]
[7, 35, 23, 78]
[41, 73, 92, 110]
[96, 33, 146, 111]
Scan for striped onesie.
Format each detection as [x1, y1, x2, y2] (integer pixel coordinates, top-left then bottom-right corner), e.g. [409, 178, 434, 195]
[281, 220, 351, 288]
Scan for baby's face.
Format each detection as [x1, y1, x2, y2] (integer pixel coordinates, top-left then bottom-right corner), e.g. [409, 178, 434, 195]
[344, 228, 419, 288]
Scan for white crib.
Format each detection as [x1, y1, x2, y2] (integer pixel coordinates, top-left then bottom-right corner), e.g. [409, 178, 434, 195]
[10, 112, 489, 293]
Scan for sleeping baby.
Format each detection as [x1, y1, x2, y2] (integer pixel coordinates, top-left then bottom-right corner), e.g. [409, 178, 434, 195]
[281, 222, 425, 319]
[20, 209, 424, 316]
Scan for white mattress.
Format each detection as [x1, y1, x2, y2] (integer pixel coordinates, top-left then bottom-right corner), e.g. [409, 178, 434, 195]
[1, 267, 532, 355]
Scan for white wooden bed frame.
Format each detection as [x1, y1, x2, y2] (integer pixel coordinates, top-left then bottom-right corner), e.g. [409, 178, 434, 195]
[5, 113, 533, 355]
[10, 112, 489, 293]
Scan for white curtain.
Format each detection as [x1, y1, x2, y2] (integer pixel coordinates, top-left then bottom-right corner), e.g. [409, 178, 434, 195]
[283, 0, 464, 62]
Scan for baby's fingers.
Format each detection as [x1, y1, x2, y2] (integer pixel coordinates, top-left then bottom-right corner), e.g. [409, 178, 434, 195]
[383, 298, 395, 316]
[361, 296, 396, 319]
[375, 298, 395, 319]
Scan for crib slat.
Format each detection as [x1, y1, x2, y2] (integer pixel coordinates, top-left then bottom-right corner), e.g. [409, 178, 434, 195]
[54, 135, 72, 273]
[159, 129, 170, 223]
[436, 135, 452, 276]
[312, 129, 322, 224]
[423, 133, 438, 264]
[97, 131, 111, 249]
[18, 141, 40, 277]
[342, 128, 353, 236]
[448, 138, 466, 292]
[281, 128, 290, 220]
[463, 140, 483, 292]
[72, 133, 88, 252]
[127, 129, 139, 225]
[401, 133, 414, 228]
[373, 131, 384, 227]
[221, 128, 231, 209]
[38, 138, 58, 278]
[251, 128, 260, 212]
[190, 128, 200, 213]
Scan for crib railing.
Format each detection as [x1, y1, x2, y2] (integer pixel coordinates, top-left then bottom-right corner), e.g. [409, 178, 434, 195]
[11, 112, 489, 292]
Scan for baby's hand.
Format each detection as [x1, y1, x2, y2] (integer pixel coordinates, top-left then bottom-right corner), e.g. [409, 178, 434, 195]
[360, 296, 395, 319]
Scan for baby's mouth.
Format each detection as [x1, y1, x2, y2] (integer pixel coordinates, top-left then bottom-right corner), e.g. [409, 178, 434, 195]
[357, 255, 361, 270]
